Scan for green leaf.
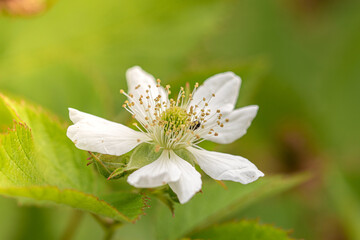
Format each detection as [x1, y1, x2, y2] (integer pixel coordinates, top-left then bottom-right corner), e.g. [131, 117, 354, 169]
[126, 143, 163, 171]
[173, 148, 196, 166]
[90, 152, 128, 179]
[107, 167, 127, 180]
[189, 220, 293, 240]
[0, 94, 146, 222]
[325, 164, 360, 240]
[153, 174, 309, 240]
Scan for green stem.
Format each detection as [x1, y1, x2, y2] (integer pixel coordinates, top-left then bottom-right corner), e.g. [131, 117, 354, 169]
[91, 214, 122, 240]
[61, 210, 84, 240]
[104, 227, 116, 240]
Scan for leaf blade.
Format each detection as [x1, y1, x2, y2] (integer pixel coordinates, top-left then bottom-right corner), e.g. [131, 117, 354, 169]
[0, 95, 146, 222]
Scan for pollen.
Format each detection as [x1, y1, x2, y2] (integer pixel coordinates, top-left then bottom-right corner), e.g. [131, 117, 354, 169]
[161, 106, 189, 132]
[120, 80, 224, 149]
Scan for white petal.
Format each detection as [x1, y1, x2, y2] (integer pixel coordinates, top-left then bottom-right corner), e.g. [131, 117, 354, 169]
[67, 108, 149, 156]
[189, 72, 241, 114]
[127, 150, 181, 188]
[204, 105, 259, 144]
[168, 151, 202, 204]
[126, 66, 158, 96]
[188, 147, 264, 184]
[126, 66, 168, 114]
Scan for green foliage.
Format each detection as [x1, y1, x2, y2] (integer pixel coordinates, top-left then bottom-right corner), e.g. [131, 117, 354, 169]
[90, 153, 128, 179]
[0, 95, 146, 222]
[326, 165, 360, 240]
[173, 148, 196, 166]
[126, 143, 163, 171]
[150, 174, 308, 240]
[189, 220, 293, 240]
[0, 0, 359, 238]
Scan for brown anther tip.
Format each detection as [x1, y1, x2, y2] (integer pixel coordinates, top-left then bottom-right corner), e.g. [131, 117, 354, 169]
[214, 133, 219, 136]
[137, 139, 141, 142]
[212, 93, 215, 97]
[225, 119, 229, 122]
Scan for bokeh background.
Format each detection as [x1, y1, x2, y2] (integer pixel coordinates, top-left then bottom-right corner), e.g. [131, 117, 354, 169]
[0, 0, 359, 239]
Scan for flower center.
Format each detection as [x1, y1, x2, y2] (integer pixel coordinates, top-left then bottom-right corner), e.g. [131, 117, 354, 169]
[120, 80, 225, 149]
[160, 106, 189, 133]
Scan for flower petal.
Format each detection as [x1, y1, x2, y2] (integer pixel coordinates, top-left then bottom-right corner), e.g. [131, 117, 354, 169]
[67, 108, 149, 156]
[168, 151, 202, 204]
[188, 147, 264, 184]
[204, 105, 259, 144]
[189, 72, 241, 114]
[127, 150, 181, 188]
[126, 66, 168, 113]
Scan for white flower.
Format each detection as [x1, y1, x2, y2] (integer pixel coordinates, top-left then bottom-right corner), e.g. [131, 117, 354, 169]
[67, 66, 264, 204]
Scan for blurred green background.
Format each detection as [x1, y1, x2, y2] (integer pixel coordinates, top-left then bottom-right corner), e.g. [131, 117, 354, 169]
[0, 0, 359, 239]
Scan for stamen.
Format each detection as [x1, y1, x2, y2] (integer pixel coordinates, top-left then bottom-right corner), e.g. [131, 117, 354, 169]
[119, 79, 224, 149]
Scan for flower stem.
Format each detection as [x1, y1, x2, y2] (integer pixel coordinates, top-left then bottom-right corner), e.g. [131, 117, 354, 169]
[61, 210, 84, 240]
[91, 214, 122, 240]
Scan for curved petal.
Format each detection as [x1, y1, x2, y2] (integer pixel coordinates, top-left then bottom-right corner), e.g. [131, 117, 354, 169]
[188, 147, 264, 184]
[67, 108, 149, 156]
[168, 151, 202, 204]
[126, 66, 168, 115]
[204, 105, 259, 144]
[127, 150, 181, 188]
[189, 72, 241, 114]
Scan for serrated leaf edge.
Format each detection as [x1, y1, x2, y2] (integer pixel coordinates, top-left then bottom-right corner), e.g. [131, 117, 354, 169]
[0, 185, 148, 223]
